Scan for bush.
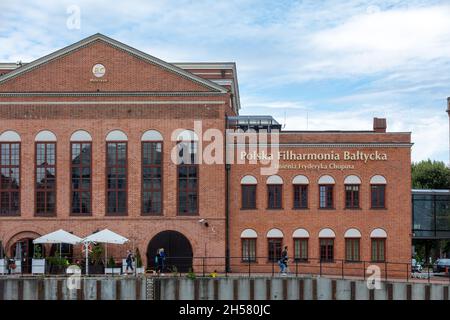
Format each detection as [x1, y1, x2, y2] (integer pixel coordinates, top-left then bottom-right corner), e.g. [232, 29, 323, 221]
[107, 256, 116, 268]
[186, 268, 196, 280]
[33, 245, 43, 259]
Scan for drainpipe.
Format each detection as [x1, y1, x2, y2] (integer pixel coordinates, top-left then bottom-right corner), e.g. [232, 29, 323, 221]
[225, 115, 231, 272]
[225, 163, 231, 273]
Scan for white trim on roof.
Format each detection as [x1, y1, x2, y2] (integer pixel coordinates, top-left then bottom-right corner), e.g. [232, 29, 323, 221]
[370, 175, 387, 184]
[319, 228, 336, 238]
[241, 175, 257, 185]
[318, 175, 335, 184]
[0, 130, 21, 142]
[344, 228, 362, 238]
[267, 175, 283, 185]
[241, 229, 258, 238]
[292, 175, 309, 184]
[292, 229, 310, 238]
[370, 228, 387, 238]
[344, 175, 362, 184]
[267, 228, 283, 238]
[0, 34, 228, 94]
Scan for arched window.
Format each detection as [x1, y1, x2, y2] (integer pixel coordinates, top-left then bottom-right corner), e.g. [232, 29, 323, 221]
[318, 175, 335, 209]
[267, 175, 283, 210]
[106, 130, 128, 215]
[241, 229, 257, 262]
[0, 131, 21, 216]
[267, 228, 283, 262]
[319, 228, 335, 262]
[370, 228, 387, 262]
[176, 130, 198, 215]
[370, 175, 387, 209]
[70, 130, 92, 216]
[35, 130, 57, 216]
[293, 228, 309, 262]
[344, 175, 361, 209]
[344, 228, 362, 262]
[292, 175, 309, 209]
[241, 175, 257, 210]
[141, 130, 163, 215]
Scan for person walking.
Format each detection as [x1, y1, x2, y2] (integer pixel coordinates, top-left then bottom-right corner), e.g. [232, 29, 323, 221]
[125, 250, 134, 274]
[159, 248, 166, 274]
[278, 246, 288, 275]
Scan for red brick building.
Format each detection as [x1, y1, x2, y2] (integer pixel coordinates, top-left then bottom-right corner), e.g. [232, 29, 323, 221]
[0, 34, 412, 275]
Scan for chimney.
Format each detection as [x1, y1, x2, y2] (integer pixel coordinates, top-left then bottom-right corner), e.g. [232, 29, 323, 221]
[373, 117, 386, 133]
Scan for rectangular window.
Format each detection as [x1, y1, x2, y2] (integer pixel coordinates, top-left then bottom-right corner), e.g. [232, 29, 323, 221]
[345, 185, 360, 208]
[345, 238, 360, 262]
[371, 185, 386, 208]
[0, 143, 20, 215]
[106, 142, 127, 215]
[371, 239, 386, 262]
[320, 238, 334, 262]
[294, 238, 308, 261]
[268, 238, 282, 262]
[319, 185, 333, 209]
[241, 185, 256, 209]
[267, 184, 282, 209]
[71, 142, 91, 215]
[142, 142, 162, 215]
[178, 141, 198, 215]
[293, 185, 308, 209]
[242, 238, 256, 262]
[36, 142, 56, 216]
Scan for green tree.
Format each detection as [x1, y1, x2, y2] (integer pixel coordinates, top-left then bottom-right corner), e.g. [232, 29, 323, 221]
[412, 159, 450, 189]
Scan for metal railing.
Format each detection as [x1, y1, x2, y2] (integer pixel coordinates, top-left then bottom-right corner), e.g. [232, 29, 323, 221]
[2, 255, 450, 284]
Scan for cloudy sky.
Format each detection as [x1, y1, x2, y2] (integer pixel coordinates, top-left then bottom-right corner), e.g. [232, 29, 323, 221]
[0, 0, 449, 162]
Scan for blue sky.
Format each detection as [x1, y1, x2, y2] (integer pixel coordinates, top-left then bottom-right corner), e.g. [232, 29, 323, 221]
[0, 0, 449, 162]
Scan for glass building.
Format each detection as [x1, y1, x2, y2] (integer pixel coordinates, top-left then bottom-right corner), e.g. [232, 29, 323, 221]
[413, 189, 450, 239]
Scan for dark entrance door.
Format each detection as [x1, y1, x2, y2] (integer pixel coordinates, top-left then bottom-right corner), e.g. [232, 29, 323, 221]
[12, 238, 35, 273]
[147, 230, 193, 272]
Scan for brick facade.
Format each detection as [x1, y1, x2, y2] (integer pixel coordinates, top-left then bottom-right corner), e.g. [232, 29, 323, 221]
[0, 34, 411, 275]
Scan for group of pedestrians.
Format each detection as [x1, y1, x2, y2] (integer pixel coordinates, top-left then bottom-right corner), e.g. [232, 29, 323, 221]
[124, 248, 166, 274]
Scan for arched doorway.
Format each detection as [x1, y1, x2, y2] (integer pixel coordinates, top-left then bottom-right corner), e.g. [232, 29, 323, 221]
[11, 238, 44, 274]
[147, 230, 193, 272]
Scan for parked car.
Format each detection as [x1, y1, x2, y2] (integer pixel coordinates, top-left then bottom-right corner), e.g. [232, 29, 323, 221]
[433, 259, 450, 273]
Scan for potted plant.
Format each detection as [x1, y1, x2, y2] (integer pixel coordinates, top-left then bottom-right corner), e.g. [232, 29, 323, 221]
[89, 244, 104, 274]
[0, 243, 6, 274]
[46, 255, 68, 274]
[32, 245, 45, 274]
[135, 248, 144, 274]
[105, 256, 121, 275]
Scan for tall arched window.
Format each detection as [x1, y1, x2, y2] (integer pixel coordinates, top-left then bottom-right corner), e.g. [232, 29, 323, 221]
[241, 175, 257, 210]
[241, 229, 257, 262]
[319, 228, 335, 262]
[292, 175, 309, 209]
[344, 228, 361, 262]
[344, 175, 361, 209]
[35, 130, 57, 216]
[176, 130, 199, 215]
[370, 228, 387, 262]
[0, 131, 21, 216]
[106, 130, 128, 215]
[267, 228, 284, 262]
[70, 130, 92, 216]
[370, 175, 387, 209]
[141, 130, 163, 215]
[293, 228, 309, 262]
[318, 175, 335, 209]
[267, 175, 283, 210]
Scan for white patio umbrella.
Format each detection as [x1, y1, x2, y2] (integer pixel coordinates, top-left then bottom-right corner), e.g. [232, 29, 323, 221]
[81, 229, 129, 275]
[33, 229, 82, 257]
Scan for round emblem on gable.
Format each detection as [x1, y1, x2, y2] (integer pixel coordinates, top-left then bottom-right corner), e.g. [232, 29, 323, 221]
[92, 64, 106, 78]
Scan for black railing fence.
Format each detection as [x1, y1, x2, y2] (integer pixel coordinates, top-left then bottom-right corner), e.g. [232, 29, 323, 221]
[3, 255, 450, 283]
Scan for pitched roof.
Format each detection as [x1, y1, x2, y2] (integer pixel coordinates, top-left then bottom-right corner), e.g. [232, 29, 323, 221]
[0, 33, 228, 93]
